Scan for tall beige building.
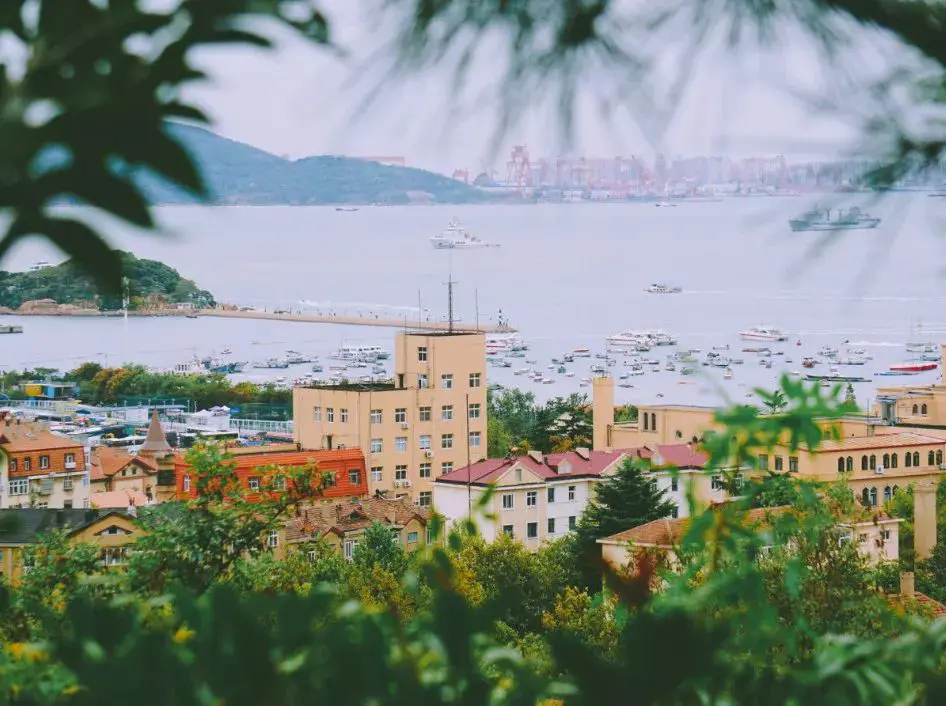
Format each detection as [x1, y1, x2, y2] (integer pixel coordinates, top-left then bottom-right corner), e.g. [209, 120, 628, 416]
[294, 331, 488, 506]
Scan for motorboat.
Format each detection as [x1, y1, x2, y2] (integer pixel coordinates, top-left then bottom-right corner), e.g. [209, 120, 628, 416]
[789, 206, 880, 232]
[655, 201, 678, 208]
[890, 362, 938, 373]
[644, 283, 682, 294]
[430, 218, 497, 249]
[739, 326, 788, 342]
[818, 346, 838, 358]
[606, 329, 678, 350]
[573, 347, 592, 357]
[836, 355, 867, 366]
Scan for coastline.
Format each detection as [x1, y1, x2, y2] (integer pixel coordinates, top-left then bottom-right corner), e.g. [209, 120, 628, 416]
[0, 307, 515, 333]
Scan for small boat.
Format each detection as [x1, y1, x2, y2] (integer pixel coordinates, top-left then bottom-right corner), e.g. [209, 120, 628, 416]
[836, 355, 867, 366]
[644, 283, 683, 294]
[739, 325, 788, 342]
[186, 313, 199, 319]
[220, 348, 232, 355]
[723, 368, 733, 379]
[0, 325, 23, 334]
[655, 201, 678, 208]
[573, 347, 591, 357]
[789, 206, 880, 232]
[680, 367, 694, 376]
[430, 218, 497, 249]
[818, 346, 838, 358]
[890, 362, 938, 373]
[802, 358, 817, 369]
[335, 207, 359, 212]
[312, 364, 324, 372]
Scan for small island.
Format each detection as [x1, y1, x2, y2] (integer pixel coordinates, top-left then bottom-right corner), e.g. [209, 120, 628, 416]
[0, 252, 215, 313]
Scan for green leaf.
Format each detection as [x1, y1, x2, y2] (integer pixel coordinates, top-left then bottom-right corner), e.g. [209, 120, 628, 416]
[37, 167, 154, 228]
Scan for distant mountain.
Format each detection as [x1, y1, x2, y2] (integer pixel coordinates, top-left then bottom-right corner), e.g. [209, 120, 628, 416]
[137, 124, 487, 205]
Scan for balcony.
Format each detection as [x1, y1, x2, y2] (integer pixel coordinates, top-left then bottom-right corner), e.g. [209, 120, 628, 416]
[64, 461, 77, 469]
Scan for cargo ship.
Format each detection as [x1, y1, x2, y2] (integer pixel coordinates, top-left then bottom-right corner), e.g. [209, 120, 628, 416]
[789, 207, 881, 232]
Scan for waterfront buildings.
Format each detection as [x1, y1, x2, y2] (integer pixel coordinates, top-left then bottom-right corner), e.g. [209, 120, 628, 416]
[293, 331, 488, 505]
[0, 418, 90, 509]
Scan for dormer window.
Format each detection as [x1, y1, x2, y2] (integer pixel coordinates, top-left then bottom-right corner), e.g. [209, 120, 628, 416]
[558, 461, 572, 474]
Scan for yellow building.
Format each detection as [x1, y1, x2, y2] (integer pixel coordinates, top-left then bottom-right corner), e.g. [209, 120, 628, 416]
[293, 332, 488, 504]
[872, 344, 946, 436]
[0, 508, 140, 582]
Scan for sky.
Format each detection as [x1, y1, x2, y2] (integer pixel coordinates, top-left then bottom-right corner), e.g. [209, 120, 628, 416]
[179, 1, 906, 174]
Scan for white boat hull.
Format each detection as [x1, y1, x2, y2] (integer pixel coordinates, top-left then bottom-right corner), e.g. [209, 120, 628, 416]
[740, 332, 787, 342]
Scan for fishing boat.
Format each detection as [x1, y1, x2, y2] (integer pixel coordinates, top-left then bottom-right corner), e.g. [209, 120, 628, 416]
[890, 362, 938, 373]
[644, 283, 682, 294]
[788, 206, 881, 232]
[655, 201, 677, 208]
[739, 325, 788, 342]
[573, 347, 592, 357]
[429, 219, 497, 249]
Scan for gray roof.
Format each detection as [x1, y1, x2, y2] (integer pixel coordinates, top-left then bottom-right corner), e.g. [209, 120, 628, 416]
[0, 509, 129, 545]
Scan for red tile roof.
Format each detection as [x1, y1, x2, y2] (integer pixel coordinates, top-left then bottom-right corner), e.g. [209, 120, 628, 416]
[438, 449, 627, 486]
[285, 497, 430, 542]
[90, 446, 157, 481]
[623, 444, 709, 469]
[887, 592, 946, 617]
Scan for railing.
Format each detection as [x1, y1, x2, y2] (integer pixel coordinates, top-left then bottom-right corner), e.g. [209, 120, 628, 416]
[229, 419, 294, 434]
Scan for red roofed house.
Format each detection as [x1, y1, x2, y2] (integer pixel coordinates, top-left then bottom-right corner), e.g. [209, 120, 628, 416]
[173, 445, 369, 503]
[433, 447, 630, 549]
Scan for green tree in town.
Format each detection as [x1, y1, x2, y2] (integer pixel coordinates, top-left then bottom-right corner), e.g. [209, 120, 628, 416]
[227, 542, 347, 597]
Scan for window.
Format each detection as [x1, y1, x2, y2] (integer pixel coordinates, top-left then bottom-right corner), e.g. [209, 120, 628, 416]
[774, 456, 783, 472]
[789, 456, 798, 472]
[870, 487, 878, 506]
[922, 403, 928, 415]
[469, 431, 481, 448]
[502, 493, 514, 510]
[671, 477, 679, 492]
[568, 516, 576, 530]
[758, 454, 768, 470]
[846, 456, 853, 472]
[547, 487, 556, 503]
[344, 539, 358, 560]
[39, 455, 49, 469]
[515, 468, 522, 482]
[913, 404, 919, 415]
[395, 465, 407, 480]
[527, 522, 538, 539]
[938, 450, 943, 465]
[837, 458, 845, 473]
[884, 485, 892, 502]
[340, 408, 349, 423]
[861, 455, 869, 471]
[441, 462, 453, 475]
[183, 475, 191, 492]
[548, 518, 556, 534]
[395, 436, 408, 452]
[418, 346, 428, 362]
[323, 472, 336, 488]
[419, 406, 431, 422]
[469, 372, 481, 388]
[371, 466, 383, 482]
[913, 451, 921, 466]
[568, 485, 576, 501]
[441, 405, 454, 421]
[407, 531, 419, 544]
[268, 530, 279, 548]
[419, 374, 429, 389]
[326, 407, 335, 423]
[370, 438, 383, 454]
[891, 453, 899, 468]
[370, 409, 382, 424]
[348, 469, 361, 485]
[870, 454, 876, 470]
[883, 529, 891, 541]
[468, 403, 481, 419]
[419, 463, 431, 478]
[441, 374, 454, 389]
[883, 453, 890, 468]
[526, 490, 537, 507]
[8, 459, 15, 472]
[63, 500, 73, 509]
[930, 450, 936, 466]
[248, 476, 261, 491]
[419, 491, 432, 507]
[63, 479, 74, 491]
[861, 488, 870, 505]
[441, 433, 454, 449]
[671, 506, 679, 518]
[502, 525, 514, 537]
[9, 479, 29, 495]
[426, 526, 436, 544]
[273, 476, 286, 491]
[420, 435, 431, 450]
[906, 452, 913, 468]
[395, 408, 407, 423]
[23, 458, 31, 472]
[712, 475, 724, 490]
[313, 407, 322, 421]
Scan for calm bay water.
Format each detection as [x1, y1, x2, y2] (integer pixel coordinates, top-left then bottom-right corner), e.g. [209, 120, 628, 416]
[3, 195, 946, 408]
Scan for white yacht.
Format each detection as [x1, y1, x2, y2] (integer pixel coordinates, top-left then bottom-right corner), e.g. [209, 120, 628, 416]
[486, 332, 527, 353]
[329, 344, 390, 361]
[429, 219, 496, 249]
[644, 283, 683, 294]
[739, 325, 788, 342]
[606, 329, 678, 350]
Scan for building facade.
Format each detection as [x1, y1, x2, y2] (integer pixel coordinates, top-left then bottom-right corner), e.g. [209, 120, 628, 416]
[0, 419, 90, 509]
[294, 332, 488, 505]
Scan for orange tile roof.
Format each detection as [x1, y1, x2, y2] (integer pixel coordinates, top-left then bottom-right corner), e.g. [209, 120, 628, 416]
[600, 506, 789, 547]
[814, 432, 944, 452]
[90, 446, 157, 481]
[0, 421, 82, 452]
[887, 592, 946, 617]
[285, 497, 430, 543]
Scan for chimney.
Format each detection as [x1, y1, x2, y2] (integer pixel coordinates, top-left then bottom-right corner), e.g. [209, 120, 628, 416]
[900, 571, 915, 597]
[527, 449, 544, 465]
[575, 447, 590, 461]
[914, 480, 937, 561]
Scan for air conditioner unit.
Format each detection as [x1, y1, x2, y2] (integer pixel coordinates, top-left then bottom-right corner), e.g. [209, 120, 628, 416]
[403, 480, 412, 488]
[875, 466, 885, 475]
[424, 451, 434, 458]
[939, 463, 946, 471]
[400, 422, 409, 430]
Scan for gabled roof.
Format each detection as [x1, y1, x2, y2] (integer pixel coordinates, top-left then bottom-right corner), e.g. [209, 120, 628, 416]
[0, 509, 135, 545]
[0, 420, 82, 452]
[285, 497, 430, 543]
[437, 449, 626, 486]
[89, 446, 157, 481]
[623, 444, 709, 469]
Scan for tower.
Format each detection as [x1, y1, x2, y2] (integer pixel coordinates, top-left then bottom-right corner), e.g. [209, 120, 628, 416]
[914, 479, 937, 561]
[592, 376, 615, 451]
[138, 410, 176, 502]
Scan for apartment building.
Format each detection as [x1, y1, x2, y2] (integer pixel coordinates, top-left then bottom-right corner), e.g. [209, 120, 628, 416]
[434, 448, 628, 548]
[294, 331, 487, 505]
[0, 418, 90, 509]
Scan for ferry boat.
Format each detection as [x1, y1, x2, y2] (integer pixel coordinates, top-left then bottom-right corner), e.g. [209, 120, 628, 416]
[486, 333, 527, 353]
[789, 206, 881, 232]
[644, 283, 682, 294]
[739, 325, 788, 342]
[429, 219, 496, 249]
[890, 362, 938, 373]
[606, 329, 677, 349]
[329, 344, 390, 361]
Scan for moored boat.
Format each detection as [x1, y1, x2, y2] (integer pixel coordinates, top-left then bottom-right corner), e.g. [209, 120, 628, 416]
[739, 325, 788, 342]
[789, 206, 881, 232]
[890, 362, 938, 373]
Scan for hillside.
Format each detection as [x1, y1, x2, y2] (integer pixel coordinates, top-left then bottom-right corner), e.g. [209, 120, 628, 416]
[0, 253, 215, 311]
[138, 124, 486, 205]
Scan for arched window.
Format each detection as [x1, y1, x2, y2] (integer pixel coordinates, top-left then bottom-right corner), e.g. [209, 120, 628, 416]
[937, 450, 943, 465]
[891, 453, 898, 468]
[922, 404, 928, 415]
[884, 486, 892, 502]
[913, 404, 919, 415]
[870, 454, 876, 470]
[861, 455, 869, 471]
[845, 456, 853, 472]
[930, 450, 936, 466]
[870, 487, 878, 506]
[893, 485, 900, 496]
[838, 457, 845, 473]
[883, 453, 890, 468]
[861, 488, 870, 505]
[914, 451, 921, 466]
[906, 453, 912, 468]
[643, 414, 649, 431]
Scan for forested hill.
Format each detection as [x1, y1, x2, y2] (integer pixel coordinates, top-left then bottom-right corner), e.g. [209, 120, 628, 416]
[0, 253, 214, 311]
[138, 124, 487, 205]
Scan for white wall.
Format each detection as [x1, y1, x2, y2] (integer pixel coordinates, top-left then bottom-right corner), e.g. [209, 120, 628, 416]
[433, 483, 496, 540]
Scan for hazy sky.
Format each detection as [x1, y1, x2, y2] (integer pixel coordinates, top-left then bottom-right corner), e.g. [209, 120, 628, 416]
[181, 1, 904, 174]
